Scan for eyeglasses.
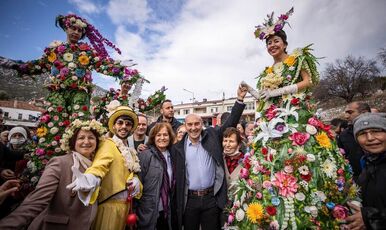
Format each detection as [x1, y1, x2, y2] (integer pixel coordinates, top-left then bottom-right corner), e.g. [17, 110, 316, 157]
[357, 128, 385, 138]
[115, 119, 133, 126]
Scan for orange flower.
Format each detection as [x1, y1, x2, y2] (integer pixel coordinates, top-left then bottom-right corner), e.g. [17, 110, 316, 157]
[265, 66, 273, 74]
[283, 55, 296, 66]
[315, 132, 332, 149]
[78, 55, 90, 65]
[47, 52, 57, 63]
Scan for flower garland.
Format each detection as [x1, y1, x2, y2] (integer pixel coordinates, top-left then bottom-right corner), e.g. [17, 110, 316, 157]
[112, 135, 141, 173]
[254, 7, 294, 40]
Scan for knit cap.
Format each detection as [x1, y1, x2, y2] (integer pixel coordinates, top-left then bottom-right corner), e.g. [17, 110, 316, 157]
[8, 126, 28, 140]
[353, 113, 386, 137]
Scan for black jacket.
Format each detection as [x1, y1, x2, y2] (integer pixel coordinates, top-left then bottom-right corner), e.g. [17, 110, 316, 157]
[357, 153, 386, 230]
[337, 125, 364, 182]
[147, 116, 182, 135]
[171, 101, 245, 230]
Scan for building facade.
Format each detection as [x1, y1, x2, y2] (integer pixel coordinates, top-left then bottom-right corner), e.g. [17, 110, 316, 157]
[0, 100, 44, 128]
[174, 96, 257, 126]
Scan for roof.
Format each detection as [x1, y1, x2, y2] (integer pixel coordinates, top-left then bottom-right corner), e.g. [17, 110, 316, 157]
[0, 100, 44, 112]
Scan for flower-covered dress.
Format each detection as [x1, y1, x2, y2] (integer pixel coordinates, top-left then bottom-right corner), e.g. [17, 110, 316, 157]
[227, 45, 358, 229]
[93, 72, 166, 122]
[18, 40, 137, 189]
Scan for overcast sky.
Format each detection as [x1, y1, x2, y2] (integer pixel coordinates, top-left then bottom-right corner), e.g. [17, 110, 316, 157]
[1, 0, 385, 104]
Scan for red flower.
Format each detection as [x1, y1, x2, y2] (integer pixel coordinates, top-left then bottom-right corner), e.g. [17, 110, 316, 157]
[70, 83, 77, 89]
[82, 105, 88, 111]
[63, 120, 71, 127]
[300, 172, 312, 182]
[79, 43, 90, 51]
[243, 156, 251, 169]
[265, 104, 277, 121]
[290, 98, 300, 106]
[122, 95, 127, 100]
[261, 147, 268, 155]
[266, 206, 277, 216]
[46, 150, 54, 156]
[289, 132, 310, 146]
[307, 117, 320, 127]
[54, 135, 61, 141]
[57, 106, 63, 112]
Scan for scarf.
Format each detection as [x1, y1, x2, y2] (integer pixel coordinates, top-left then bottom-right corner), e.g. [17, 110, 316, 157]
[71, 151, 92, 182]
[155, 147, 171, 218]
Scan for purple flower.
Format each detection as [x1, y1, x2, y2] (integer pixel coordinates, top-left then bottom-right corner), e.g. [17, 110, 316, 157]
[274, 24, 283, 32]
[279, 14, 289, 20]
[275, 123, 285, 132]
[112, 67, 120, 74]
[259, 32, 266, 40]
[286, 75, 292, 81]
[60, 67, 69, 76]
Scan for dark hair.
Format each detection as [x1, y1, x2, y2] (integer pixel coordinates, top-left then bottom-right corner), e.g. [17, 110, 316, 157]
[220, 112, 230, 123]
[147, 123, 175, 150]
[161, 99, 172, 109]
[223, 127, 241, 145]
[266, 30, 288, 53]
[55, 15, 86, 39]
[68, 128, 100, 152]
[353, 101, 371, 113]
[330, 118, 348, 129]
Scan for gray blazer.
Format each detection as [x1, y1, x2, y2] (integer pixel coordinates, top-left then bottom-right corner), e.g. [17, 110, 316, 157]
[0, 154, 97, 230]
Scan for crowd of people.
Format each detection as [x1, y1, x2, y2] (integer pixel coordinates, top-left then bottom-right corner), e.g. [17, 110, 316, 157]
[0, 8, 385, 230]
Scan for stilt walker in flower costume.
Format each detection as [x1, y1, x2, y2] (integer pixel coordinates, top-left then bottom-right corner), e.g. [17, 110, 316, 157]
[227, 8, 359, 229]
[8, 14, 142, 191]
[93, 69, 167, 122]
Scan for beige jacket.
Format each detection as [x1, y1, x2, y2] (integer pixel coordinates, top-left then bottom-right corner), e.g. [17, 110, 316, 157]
[0, 154, 97, 230]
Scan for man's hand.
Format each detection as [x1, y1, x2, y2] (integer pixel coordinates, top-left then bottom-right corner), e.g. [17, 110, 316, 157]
[237, 83, 248, 101]
[137, 144, 148, 152]
[240, 81, 261, 100]
[345, 202, 365, 230]
[1, 169, 16, 180]
[0, 179, 20, 204]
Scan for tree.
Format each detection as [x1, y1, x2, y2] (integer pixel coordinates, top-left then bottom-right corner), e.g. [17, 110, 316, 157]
[378, 48, 386, 69]
[314, 55, 379, 103]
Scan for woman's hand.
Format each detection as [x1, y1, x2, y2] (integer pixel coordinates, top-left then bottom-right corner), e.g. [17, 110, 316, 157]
[345, 202, 365, 230]
[1, 169, 16, 180]
[0, 179, 20, 204]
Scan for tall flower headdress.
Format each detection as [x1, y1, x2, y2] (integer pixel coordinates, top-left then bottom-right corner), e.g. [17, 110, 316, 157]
[254, 7, 294, 40]
[60, 119, 106, 152]
[56, 14, 121, 59]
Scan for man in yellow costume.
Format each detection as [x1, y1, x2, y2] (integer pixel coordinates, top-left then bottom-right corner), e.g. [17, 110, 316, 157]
[67, 101, 142, 230]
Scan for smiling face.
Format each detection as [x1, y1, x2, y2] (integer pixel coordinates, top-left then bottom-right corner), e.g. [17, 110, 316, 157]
[223, 133, 240, 155]
[185, 114, 203, 143]
[155, 127, 170, 152]
[266, 35, 287, 59]
[357, 128, 386, 154]
[113, 117, 134, 140]
[74, 129, 97, 159]
[65, 26, 84, 44]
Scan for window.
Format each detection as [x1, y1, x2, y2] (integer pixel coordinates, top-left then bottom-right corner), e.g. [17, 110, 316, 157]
[4, 112, 9, 118]
[246, 102, 255, 110]
[210, 107, 218, 113]
[227, 106, 233, 111]
[184, 109, 190, 115]
[18, 113, 23, 120]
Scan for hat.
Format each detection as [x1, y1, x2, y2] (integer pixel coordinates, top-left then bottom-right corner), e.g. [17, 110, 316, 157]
[108, 106, 138, 134]
[353, 113, 386, 137]
[8, 126, 28, 141]
[254, 7, 294, 40]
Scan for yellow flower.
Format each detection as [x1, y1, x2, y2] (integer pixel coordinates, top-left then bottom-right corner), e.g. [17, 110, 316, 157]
[78, 55, 90, 65]
[265, 66, 273, 74]
[36, 127, 48, 137]
[246, 202, 264, 224]
[47, 52, 57, 63]
[284, 55, 296, 66]
[315, 132, 332, 149]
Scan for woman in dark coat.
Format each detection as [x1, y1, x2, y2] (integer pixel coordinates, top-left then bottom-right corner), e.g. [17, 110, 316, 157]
[136, 122, 175, 230]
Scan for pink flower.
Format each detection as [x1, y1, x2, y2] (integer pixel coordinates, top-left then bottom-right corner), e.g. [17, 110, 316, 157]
[247, 179, 254, 187]
[239, 168, 249, 179]
[308, 117, 320, 127]
[265, 104, 277, 121]
[40, 114, 50, 123]
[256, 192, 262, 199]
[339, 148, 346, 155]
[272, 171, 298, 197]
[332, 205, 348, 220]
[35, 148, 45, 156]
[57, 45, 66, 53]
[227, 214, 234, 224]
[262, 180, 272, 189]
[289, 132, 310, 146]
